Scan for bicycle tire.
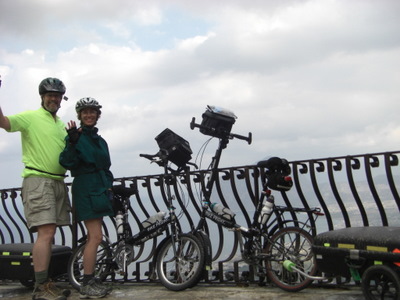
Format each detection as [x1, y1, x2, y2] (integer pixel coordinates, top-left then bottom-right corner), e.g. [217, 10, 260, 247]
[195, 230, 213, 272]
[156, 233, 205, 291]
[264, 226, 316, 292]
[361, 265, 400, 300]
[67, 240, 113, 290]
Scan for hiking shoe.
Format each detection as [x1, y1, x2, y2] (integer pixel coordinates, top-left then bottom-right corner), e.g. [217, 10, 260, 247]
[93, 278, 112, 295]
[32, 282, 67, 300]
[80, 279, 107, 299]
[51, 282, 71, 297]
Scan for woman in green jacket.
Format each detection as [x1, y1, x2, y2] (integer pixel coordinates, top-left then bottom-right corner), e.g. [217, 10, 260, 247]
[60, 97, 113, 298]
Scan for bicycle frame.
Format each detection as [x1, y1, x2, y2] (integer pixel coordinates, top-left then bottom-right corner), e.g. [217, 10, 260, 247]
[190, 114, 322, 228]
[109, 162, 182, 277]
[189, 114, 323, 290]
[69, 152, 205, 291]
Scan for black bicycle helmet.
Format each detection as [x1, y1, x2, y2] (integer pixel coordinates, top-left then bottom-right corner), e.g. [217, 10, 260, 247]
[38, 77, 66, 95]
[258, 157, 293, 191]
[263, 157, 291, 176]
[75, 97, 102, 113]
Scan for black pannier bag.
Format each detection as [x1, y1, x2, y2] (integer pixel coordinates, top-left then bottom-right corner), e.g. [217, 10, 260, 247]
[258, 157, 293, 192]
[200, 105, 237, 138]
[313, 227, 400, 278]
[155, 128, 192, 167]
[0, 243, 71, 286]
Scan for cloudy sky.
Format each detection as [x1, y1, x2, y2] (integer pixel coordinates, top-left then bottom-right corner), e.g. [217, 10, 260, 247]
[0, 0, 399, 189]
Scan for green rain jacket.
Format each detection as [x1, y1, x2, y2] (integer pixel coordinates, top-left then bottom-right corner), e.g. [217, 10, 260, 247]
[60, 126, 114, 221]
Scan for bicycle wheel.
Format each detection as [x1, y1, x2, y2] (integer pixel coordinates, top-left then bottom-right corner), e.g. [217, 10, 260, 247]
[156, 233, 205, 291]
[68, 240, 113, 290]
[264, 226, 316, 292]
[362, 265, 400, 300]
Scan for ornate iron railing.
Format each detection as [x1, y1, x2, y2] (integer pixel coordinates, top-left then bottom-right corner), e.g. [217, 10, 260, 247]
[1, 150, 399, 283]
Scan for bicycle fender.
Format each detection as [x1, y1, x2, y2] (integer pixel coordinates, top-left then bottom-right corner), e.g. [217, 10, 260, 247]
[195, 230, 213, 270]
[150, 236, 172, 279]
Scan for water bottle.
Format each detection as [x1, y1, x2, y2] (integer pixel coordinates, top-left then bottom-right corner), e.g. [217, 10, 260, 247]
[258, 196, 274, 225]
[142, 211, 166, 228]
[211, 203, 235, 220]
[115, 211, 124, 234]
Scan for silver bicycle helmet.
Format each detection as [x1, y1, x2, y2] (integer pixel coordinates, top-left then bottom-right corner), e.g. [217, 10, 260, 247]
[38, 77, 66, 95]
[75, 97, 102, 113]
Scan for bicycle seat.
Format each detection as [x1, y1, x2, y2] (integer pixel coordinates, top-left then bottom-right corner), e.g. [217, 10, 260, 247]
[112, 185, 137, 198]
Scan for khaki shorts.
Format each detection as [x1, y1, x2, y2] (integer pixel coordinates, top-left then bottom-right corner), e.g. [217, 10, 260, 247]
[22, 177, 71, 232]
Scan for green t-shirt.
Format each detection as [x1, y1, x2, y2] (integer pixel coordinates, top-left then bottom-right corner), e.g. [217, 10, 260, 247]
[7, 107, 67, 180]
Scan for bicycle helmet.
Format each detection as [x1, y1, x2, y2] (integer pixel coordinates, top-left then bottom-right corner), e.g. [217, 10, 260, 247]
[258, 157, 293, 191]
[75, 97, 102, 113]
[263, 157, 291, 176]
[38, 77, 66, 95]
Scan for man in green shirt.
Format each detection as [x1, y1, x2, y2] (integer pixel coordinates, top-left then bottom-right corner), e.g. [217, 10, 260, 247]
[0, 77, 71, 300]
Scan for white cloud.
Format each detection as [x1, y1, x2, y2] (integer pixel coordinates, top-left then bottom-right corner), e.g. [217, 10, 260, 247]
[131, 5, 163, 26]
[1, 0, 400, 188]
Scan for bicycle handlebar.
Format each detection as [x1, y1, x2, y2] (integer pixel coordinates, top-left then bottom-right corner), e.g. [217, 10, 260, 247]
[140, 152, 198, 172]
[139, 153, 159, 161]
[231, 132, 252, 144]
[190, 117, 252, 145]
[139, 152, 165, 167]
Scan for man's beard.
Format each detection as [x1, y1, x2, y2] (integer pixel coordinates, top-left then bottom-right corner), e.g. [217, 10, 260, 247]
[42, 101, 60, 113]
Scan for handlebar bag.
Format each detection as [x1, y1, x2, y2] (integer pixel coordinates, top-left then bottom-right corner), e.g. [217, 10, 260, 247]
[155, 128, 192, 167]
[200, 105, 237, 138]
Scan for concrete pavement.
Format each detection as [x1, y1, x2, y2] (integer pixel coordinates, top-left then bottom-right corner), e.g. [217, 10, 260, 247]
[0, 281, 365, 300]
